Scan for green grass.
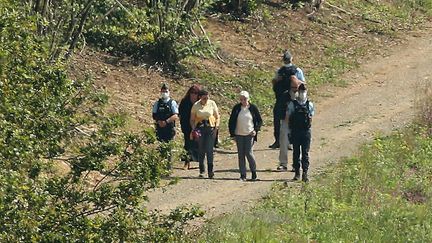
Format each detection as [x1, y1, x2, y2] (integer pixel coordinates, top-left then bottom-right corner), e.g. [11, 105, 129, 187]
[196, 124, 432, 242]
[194, 83, 432, 242]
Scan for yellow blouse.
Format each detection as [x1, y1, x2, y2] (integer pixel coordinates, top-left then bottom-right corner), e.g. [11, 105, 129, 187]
[191, 99, 219, 127]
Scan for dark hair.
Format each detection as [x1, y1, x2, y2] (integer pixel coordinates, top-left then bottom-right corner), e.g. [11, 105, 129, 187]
[182, 84, 201, 101]
[198, 89, 208, 97]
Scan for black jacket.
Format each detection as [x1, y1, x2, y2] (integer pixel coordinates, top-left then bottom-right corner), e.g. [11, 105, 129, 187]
[228, 103, 263, 141]
[179, 97, 193, 134]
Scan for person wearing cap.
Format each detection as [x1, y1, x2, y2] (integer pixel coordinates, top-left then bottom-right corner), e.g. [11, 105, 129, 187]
[228, 91, 263, 181]
[273, 50, 305, 172]
[179, 84, 201, 170]
[152, 83, 179, 142]
[287, 83, 314, 182]
[190, 90, 220, 179]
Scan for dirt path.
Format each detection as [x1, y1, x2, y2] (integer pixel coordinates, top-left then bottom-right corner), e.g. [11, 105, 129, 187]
[145, 28, 432, 219]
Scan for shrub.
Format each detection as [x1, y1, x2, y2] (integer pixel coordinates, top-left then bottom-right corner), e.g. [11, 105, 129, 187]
[0, 2, 203, 241]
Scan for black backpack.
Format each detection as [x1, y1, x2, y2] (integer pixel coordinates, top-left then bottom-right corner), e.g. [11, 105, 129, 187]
[274, 65, 298, 103]
[289, 100, 311, 130]
[155, 99, 175, 126]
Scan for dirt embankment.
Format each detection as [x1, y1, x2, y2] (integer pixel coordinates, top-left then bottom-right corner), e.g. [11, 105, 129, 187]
[69, 2, 432, 220]
[144, 28, 432, 218]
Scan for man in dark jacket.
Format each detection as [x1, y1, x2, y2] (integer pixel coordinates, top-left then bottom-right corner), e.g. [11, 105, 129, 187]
[270, 50, 305, 151]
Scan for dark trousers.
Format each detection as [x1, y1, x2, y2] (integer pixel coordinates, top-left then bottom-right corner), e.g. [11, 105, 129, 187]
[292, 129, 311, 172]
[183, 132, 198, 162]
[198, 127, 215, 176]
[272, 104, 283, 143]
[156, 127, 175, 142]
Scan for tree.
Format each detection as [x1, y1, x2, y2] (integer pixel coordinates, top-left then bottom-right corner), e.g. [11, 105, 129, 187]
[0, 2, 202, 241]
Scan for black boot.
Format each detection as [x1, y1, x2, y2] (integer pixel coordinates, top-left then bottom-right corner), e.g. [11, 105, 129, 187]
[293, 170, 300, 181]
[269, 141, 280, 149]
[251, 171, 257, 181]
[302, 171, 309, 182]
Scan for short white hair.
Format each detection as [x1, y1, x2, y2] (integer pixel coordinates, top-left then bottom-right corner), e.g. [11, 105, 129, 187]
[239, 90, 250, 99]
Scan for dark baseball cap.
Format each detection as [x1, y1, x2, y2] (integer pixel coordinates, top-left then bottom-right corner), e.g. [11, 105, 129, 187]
[282, 50, 292, 61]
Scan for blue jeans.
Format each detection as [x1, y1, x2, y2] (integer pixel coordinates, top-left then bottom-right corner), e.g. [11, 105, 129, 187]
[235, 135, 257, 179]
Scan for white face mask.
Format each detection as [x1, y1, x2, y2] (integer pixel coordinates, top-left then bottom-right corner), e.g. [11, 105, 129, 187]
[161, 91, 170, 100]
[290, 90, 298, 100]
[298, 91, 307, 102]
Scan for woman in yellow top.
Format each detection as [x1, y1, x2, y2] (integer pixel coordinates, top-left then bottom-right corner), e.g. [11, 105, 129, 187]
[190, 90, 220, 179]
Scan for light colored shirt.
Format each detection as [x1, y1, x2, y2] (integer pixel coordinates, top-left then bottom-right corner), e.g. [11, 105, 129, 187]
[235, 106, 254, 136]
[152, 98, 179, 115]
[191, 99, 219, 127]
[274, 63, 306, 82]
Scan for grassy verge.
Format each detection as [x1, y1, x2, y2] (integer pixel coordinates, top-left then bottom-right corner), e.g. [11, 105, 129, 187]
[196, 84, 432, 242]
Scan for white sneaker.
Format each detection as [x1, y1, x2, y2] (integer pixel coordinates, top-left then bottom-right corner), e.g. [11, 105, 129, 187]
[276, 165, 288, 171]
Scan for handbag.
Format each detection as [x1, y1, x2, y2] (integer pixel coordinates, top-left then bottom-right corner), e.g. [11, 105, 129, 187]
[191, 128, 201, 141]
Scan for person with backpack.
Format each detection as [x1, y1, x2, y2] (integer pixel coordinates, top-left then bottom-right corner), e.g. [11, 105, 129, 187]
[228, 91, 263, 181]
[190, 90, 220, 179]
[288, 83, 314, 182]
[179, 84, 201, 170]
[270, 50, 305, 152]
[152, 83, 179, 142]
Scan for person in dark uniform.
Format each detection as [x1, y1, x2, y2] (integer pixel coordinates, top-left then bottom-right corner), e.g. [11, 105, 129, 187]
[152, 83, 179, 143]
[288, 83, 314, 182]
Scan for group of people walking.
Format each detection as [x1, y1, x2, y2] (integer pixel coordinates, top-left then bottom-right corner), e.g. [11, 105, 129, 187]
[152, 50, 315, 182]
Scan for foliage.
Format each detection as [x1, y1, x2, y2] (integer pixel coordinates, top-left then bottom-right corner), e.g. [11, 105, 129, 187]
[395, 0, 432, 15]
[84, 0, 211, 70]
[198, 120, 432, 242]
[0, 2, 202, 241]
[209, 0, 262, 17]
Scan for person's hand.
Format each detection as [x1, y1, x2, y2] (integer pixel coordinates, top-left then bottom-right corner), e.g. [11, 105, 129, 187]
[250, 130, 257, 136]
[158, 120, 167, 127]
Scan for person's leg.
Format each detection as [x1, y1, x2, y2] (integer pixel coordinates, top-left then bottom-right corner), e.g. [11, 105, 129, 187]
[182, 132, 191, 168]
[244, 135, 257, 180]
[197, 130, 206, 175]
[301, 130, 311, 182]
[191, 139, 199, 162]
[213, 128, 220, 148]
[270, 104, 281, 148]
[278, 120, 289, 169]
[236, 136, 247, 179]
[206, 128, 215, 178]
[292, 131, 301, 180]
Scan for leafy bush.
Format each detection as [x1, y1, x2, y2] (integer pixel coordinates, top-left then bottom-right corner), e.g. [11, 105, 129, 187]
[209, 0, 262, 17]
[0, 2, 202, 241]
[84, 0, 210, 70]
[199, 126, 432, 242]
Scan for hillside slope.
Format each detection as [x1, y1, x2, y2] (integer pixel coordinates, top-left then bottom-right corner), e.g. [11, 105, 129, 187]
[144, 28, 432, 218]
[68, 0, 431, 218]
